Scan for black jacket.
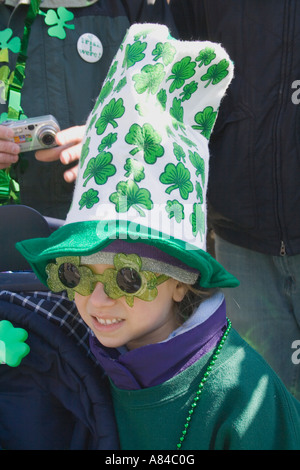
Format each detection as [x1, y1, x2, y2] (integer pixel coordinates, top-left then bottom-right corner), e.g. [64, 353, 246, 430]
[171, 0, 300, 256]
[0, 291, 119, 450]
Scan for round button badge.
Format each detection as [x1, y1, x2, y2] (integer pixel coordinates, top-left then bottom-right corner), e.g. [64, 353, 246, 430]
[77, 33, 103, 63]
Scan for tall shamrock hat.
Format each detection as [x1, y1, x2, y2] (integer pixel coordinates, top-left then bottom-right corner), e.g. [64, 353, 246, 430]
[16, 24, 239, 291]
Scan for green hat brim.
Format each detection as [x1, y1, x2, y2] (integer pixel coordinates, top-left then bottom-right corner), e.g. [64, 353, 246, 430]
[16, 220, 239, 289]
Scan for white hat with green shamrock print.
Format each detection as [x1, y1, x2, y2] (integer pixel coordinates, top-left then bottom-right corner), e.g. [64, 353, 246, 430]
[16, 23, 239, 289]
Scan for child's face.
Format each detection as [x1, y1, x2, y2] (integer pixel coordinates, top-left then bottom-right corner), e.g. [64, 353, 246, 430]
[75, 263, 187, 350]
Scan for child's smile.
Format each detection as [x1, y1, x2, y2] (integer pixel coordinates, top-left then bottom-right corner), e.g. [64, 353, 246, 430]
[75, 263, 187, 350]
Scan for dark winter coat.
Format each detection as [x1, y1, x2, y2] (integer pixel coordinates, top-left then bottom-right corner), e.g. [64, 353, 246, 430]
[171, 0, 300, 256]
[0, 290, 119, 450]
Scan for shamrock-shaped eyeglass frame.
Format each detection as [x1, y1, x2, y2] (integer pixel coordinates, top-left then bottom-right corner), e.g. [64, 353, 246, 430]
[45, 254, 169, 306]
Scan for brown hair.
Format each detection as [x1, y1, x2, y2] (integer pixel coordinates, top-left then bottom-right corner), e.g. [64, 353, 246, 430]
[175, 284, 217, 325]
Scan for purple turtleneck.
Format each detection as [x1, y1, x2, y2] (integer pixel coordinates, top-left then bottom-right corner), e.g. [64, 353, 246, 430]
[89, 294, 227, 390]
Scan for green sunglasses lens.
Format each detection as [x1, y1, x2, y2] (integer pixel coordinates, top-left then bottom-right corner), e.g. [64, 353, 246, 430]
[58, 262, 81, 289]
[116, 267, 142, 294]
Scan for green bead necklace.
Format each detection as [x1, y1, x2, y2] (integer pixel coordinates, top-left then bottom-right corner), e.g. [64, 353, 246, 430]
[176, 318, 232, 450]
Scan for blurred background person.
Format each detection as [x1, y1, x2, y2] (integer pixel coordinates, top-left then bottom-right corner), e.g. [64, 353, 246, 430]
[170, 0, 300, 400]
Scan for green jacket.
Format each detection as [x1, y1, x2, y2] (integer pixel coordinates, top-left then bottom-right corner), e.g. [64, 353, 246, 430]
[0, 0, 176, 218]
[110, 329, 300, 450]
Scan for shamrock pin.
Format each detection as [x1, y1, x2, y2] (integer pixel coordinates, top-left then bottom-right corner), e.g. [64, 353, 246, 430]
[0, 28, 21, 54]
[0, 320, 30, 367]
[39, 8, 75, 40]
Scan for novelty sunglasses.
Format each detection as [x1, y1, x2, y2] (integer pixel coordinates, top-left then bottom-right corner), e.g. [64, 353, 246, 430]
[46, 253, 169, 306]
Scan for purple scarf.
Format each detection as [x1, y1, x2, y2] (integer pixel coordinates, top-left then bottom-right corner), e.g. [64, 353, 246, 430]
[90, 296, 227, 390]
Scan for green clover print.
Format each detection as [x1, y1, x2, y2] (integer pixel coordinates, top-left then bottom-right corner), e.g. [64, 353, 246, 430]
[93, 79, 115, 112]
[114, 77, 127, 93]
[159, 162, 193, 200]
[195, 181, 203, 204]
[192, 106, 217, 139]
[167, 56, 196, 93]
[179, 134, 197, 148]
[133, 63, 165, 95]
[83, 151, 116, 187]
[97, 132, 118, 152]
[152, 42, 176, 66]
[173, 142, 186, 163]
[189, 203, 205, 240]
[133, 28, 154, 41]
[95, 98, 125, 135]
[107, 60, 118, 79]
[39, 7, 75, 40]
[124, 158, 145, 182]
[79, 188, 99, 210]
[109, 180, 153, 217]
[170, 98, 185, 132]
[195, 47, 216, 67]
[157, 89, 167, 111]
[125, 123, 164, 164]
[80, 136, 90, 168]
[0, 28, 21, 53]
[201, 58, 229, 88]
[165, 199, 185, 223]
[0, 320, 30, 367]
[188, 150, 205, 185]
[179, 81, 198, 102]
[122, 40, 147, 69]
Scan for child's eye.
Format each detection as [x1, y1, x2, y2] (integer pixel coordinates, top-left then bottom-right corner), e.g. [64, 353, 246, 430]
[58, 262, 81, 288]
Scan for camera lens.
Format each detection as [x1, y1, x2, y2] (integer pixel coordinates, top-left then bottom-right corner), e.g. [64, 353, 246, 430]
[37, 125, 57, 147]
[41, 133, 55, 146]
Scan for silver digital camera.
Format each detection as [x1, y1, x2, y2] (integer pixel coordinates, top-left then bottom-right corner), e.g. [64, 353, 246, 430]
[2, 114, 60, 152]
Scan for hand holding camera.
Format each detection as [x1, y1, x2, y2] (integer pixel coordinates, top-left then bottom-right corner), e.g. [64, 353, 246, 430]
[1, 115, 60, 153]
[35, 124, 85, 183]
[0, 115, 84, 183]
[0, 114, 60, 170]
[0, 125, 20, 170]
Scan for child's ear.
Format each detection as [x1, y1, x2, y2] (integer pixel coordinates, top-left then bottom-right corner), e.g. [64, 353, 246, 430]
[172, 281, 188, 303]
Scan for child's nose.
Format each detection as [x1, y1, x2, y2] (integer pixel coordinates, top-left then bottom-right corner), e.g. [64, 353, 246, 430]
[89, 281, 115, 306]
